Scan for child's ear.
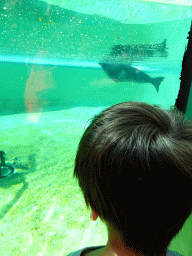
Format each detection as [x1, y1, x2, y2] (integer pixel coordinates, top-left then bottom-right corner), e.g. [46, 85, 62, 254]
[90, 211, 93, 220]
[90, 208, 94, 220]
[90, 208, 99, 221]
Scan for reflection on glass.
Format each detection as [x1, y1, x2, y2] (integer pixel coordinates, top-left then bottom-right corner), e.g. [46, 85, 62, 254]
[24, 51, 56, 122]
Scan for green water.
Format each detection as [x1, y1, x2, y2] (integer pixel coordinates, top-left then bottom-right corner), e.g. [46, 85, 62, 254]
[0, 0, 192, 255]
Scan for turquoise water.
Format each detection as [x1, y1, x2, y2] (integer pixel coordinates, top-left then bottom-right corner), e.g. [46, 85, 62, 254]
[0, 0, 192, 255]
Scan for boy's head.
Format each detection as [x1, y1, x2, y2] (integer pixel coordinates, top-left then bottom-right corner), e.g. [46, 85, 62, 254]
[74, 101, 192, 256]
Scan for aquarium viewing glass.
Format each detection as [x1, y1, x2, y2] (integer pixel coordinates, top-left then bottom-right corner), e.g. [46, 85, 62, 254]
[0, 0, 192, 255]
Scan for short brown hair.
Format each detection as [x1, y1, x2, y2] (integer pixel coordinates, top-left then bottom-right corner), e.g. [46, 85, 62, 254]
[74, 101, 192, 255]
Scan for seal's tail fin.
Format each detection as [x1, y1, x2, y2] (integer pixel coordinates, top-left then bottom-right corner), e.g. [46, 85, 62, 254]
[152, 77, 165, 93]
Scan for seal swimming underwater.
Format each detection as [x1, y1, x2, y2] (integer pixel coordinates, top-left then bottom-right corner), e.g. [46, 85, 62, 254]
[99, 40, 167, 92]
[99, 62, 165, 93]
